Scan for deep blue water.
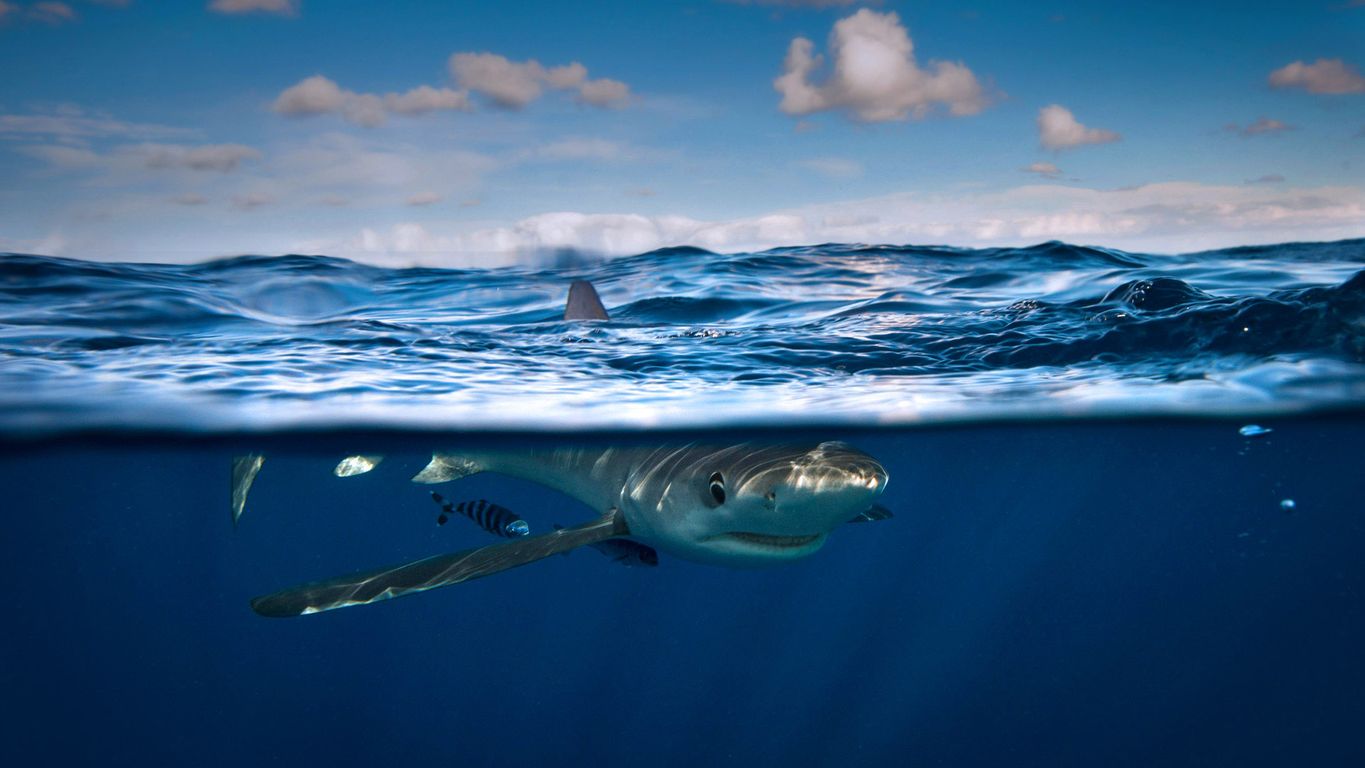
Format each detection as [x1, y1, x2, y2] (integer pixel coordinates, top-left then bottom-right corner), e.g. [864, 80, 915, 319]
[2, 241, 1365, 766]
[4, 423, 1364, 766]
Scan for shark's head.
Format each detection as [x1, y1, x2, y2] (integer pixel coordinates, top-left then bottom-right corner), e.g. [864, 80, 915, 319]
[624, 441, 888, 566]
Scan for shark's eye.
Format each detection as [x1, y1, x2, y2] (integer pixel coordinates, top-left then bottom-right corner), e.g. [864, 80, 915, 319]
[709, 472, 726, 504]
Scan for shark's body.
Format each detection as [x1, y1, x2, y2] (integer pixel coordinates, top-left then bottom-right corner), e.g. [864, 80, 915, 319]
[413, 442, 888, 566]
[252, 441, 888, 616]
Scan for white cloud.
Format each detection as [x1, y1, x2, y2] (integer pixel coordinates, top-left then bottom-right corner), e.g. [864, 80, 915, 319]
[1021, 162, 1062, 178]
[172, 193, 209, 206]
[385, 85, 471, 115]
[1268, 58, 1365, 94]
[1224, 117, 1295, 137]
[405, 191, 443, 207]
[272, 74, 345, 114]
[231, 192, 271, 210]
[449, 53, 543, 108]
[137, 143, 261, 172]
[798, 156, 863, 178]
[316, 212, 809, 267]
[449, 52, 631, 109]
[0, 230, 67, 256]
[271, 75, 471, 127]
[1246, 175, 1285, 184]
[17, 130, 492, 221]
[19, 143, 99, 169]
[0, 1, 17, 19]
[0, 107, 192, 141]
[21, 141, 261, 173]
[774, 9, 990, 122]
[576, 77, 631, 107]
[263, 132, 497, 200]
[1037, 104, 1120, 150]
[208, 0, 297, 16]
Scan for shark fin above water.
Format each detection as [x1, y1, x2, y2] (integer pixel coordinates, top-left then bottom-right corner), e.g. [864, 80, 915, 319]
[230, 454, 264, 529]
[251, 507, 630, 617]
[564, 279, 609, 321]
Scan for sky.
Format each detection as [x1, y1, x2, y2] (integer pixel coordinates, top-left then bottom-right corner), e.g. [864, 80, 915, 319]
[1, 0, 1363, 265]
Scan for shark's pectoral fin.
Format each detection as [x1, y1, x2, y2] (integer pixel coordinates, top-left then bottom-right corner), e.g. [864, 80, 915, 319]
[847, 504, 893, 524]
[411, 454, 483, 484]
[230, 454, 265, 529]
[251, 508, 629, 618]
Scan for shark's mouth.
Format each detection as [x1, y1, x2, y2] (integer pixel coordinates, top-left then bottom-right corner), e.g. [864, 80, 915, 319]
[716, 531, 823, 548]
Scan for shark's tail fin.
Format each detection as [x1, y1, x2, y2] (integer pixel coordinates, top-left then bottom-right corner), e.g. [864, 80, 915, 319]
[411, 453, 485, 484]
[564, 280, 609, 321]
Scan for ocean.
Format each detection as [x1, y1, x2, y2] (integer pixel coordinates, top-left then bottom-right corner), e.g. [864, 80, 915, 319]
[2, 241, 1364, 766]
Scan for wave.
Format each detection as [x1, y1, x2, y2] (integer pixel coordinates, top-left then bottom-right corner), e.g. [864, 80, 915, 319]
[1, 239, 1363, 434]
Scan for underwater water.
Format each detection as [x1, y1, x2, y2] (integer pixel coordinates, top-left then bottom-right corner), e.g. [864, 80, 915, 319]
[2, 241, 1365, 766]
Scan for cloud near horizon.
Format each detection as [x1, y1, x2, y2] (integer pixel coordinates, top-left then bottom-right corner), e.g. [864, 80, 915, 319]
[297, 181, 1365, 267]
[775, 9, 990, 122]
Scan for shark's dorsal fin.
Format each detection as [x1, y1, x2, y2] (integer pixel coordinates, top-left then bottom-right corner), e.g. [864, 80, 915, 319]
[564, 280, 609, 321]
[411, 453, 482, 484]
[251, 508, 629, 617]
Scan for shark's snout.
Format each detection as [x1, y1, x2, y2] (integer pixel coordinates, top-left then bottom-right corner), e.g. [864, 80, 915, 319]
[676, 442, 889, 565]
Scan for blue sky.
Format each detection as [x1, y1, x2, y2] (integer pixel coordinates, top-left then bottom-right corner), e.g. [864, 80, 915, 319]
[1, 0, 1363, 264]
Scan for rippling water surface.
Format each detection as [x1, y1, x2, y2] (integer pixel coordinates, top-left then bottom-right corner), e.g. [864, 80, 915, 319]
[3, 239, 1364, 434]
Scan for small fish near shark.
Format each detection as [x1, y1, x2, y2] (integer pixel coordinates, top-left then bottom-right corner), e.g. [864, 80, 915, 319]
[240, 280, 893, 617]
[430, 493, 531, 537]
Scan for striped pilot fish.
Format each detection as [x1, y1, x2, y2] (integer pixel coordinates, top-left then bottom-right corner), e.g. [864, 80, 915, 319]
[430, 493, 530, 537]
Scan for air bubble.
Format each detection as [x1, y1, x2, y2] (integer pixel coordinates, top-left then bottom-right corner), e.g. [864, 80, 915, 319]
[1280, 499, 1296, 512]
[1238, 424, 1273, 437]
